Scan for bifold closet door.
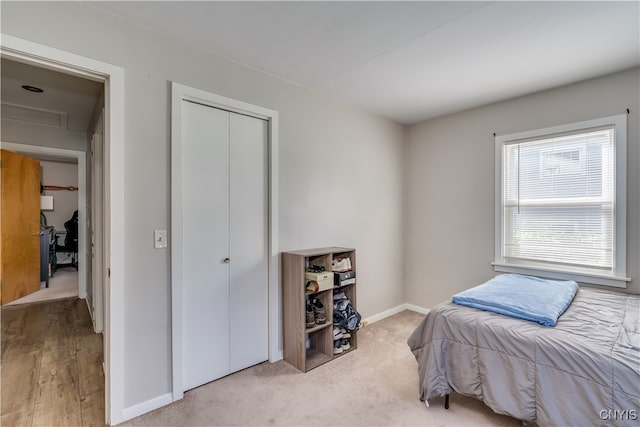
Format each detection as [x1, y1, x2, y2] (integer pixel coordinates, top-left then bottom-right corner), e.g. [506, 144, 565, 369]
[182, 101, 230, 390]
[181, 100, 268, 391]
[228, 113, 268, 373]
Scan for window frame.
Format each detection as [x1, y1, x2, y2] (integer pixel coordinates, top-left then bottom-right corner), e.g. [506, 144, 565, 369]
[493, 114, 629, 288]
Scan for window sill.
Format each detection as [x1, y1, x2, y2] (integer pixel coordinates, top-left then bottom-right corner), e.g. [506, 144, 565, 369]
[491, 262, 630, 288]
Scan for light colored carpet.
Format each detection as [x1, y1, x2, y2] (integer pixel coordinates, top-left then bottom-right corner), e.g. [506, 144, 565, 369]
[124, 310, 519, 426]
[6, 267, 78, 306]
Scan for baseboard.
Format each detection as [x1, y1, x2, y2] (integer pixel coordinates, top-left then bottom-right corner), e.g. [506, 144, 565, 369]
[363, 303, 431, 326]
[269, 350, 283, 363]
[78, 277, 87, 299]
[84, 297, 96, 328]
[122, 393, 173, 422]
[405, 304, 430, 315]
[363, 304, 408, 325]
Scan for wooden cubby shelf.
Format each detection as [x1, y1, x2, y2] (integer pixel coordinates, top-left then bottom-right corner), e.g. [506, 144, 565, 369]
[282, 247, 358, 372]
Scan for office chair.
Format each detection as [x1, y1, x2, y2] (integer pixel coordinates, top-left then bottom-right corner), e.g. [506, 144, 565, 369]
[55, 210, 78, 271]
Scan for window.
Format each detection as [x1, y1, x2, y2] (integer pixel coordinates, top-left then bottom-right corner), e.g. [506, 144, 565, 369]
[493, 115, 629, 288]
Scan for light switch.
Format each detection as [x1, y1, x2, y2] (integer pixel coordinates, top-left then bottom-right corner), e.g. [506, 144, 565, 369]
[154, 230, 167, 249]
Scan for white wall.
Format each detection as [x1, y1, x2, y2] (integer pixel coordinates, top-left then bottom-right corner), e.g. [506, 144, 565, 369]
[405, 68, 640, 309]
[40, 160, 79, 232]
[0, 2, 406, 413]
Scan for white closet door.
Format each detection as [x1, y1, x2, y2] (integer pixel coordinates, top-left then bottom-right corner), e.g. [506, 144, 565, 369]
[180, 101, 269, 391]
[229, 113, 269, 372]
[182, 101, 230, 391]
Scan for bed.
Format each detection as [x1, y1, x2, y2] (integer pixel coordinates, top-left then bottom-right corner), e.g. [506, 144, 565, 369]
[407, 286, 640, 426]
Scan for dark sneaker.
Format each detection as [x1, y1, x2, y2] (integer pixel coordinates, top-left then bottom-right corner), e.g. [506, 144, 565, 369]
[341, 338, 351, 351]
[308, 265, 325, 273]
[306, 302, 315, 328]
[312, 298, 326, 324]
[333, 339, 343, 355]
[333, 291, 347, 301]
[333, 326, 343, 340]
[340, 327, 351, 339]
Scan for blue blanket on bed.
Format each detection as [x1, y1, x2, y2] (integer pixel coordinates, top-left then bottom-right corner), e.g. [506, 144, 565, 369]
[452, 274, 578, 326]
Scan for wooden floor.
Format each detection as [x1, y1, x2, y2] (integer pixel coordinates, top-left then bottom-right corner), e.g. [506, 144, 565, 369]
[1, 298, 104, 426]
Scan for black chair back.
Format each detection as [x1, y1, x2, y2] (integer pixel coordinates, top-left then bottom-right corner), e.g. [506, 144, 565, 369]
[64, 210, 78, 250]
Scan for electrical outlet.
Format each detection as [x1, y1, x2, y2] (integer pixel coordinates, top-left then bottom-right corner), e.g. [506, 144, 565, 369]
[154, 230, 167, 249]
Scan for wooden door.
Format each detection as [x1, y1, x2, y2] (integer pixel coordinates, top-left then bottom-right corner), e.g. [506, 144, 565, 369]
[1, 149, 41, 305]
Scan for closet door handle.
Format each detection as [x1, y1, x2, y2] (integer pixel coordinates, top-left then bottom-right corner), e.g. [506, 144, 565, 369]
[223, 257, 231, 264]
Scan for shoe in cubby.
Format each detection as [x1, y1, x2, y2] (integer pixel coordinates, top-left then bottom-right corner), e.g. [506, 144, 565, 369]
[306, 302, 315, 328]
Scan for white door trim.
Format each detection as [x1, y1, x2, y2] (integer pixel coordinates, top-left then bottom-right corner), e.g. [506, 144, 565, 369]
[90, 110, 105, 334]
[171, 82, 280, 401]
[0, 142, 87, 299]
[1, 34, 126, 425]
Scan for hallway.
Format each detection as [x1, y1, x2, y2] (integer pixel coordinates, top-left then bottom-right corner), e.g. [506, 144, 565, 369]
[1, 298, 104, 426]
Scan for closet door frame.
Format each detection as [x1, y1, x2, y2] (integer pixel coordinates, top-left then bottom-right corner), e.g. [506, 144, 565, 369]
[170, 82, 279, 401]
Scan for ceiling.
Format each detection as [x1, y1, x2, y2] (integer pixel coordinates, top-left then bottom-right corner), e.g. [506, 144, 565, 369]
[90, 1, 639, 124]
[1, 59, 103, 132]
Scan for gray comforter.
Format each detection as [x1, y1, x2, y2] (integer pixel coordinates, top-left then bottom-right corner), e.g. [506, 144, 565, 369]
[407, 288, 640, 426]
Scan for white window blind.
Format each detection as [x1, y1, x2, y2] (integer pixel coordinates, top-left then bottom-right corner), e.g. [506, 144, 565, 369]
[503, 127, 614, 271]
[494, 114, 629, 288]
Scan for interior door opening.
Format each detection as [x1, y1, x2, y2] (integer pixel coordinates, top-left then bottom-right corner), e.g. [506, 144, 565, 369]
[0, 56, 104, 324]
[1, 147, 83, 306]
[1, 54, 108, 424]
[2, 34, 126, 424]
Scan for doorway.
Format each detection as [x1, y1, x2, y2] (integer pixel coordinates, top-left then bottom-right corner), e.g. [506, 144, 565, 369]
[1, 57, 104, 425]
[1, 34, 125, 424]
[1, 56, 99, 310]
[1, 142, 87, 307]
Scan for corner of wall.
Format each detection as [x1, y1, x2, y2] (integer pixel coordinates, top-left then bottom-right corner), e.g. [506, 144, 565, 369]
[401, 124, 410, 305]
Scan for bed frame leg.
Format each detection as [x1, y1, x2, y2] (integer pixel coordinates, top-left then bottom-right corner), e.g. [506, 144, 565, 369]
[444, 394, 450, 409]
